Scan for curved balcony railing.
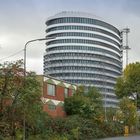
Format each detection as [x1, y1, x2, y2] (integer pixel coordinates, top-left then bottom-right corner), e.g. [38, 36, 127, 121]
[45, 49, 121, 63]
[45, 69, 120, 78]
[44, 62, 121, 73]
[44, 55, 121, 69]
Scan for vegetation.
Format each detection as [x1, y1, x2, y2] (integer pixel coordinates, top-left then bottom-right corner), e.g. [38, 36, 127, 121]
[0, 60, 47, 139]
[63, 86, 123, 139]
[115, 62, 140, 108]
[1, 60, 139, 139]
[117, 97, 137, 128]
[64, 86, 103, 120]
[115, 62, 140, 133]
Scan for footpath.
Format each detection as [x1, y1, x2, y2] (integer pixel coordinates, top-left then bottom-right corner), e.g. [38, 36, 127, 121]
[100, 135, 140, 140]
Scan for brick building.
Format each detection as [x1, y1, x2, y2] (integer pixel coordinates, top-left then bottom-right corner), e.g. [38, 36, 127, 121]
[41, 76, 77, 117]
[1, 75, 76, 118]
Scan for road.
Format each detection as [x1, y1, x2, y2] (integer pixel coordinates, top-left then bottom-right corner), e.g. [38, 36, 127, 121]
[101, 135, 140, 140]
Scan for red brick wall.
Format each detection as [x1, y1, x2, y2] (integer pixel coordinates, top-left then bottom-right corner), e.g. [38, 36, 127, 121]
[42, 82, 74, 117]
[43, 104, 66, 117]
[56, 86, 65, 101]
[69, 89, 72, 96]
[43, 83, 72, 101]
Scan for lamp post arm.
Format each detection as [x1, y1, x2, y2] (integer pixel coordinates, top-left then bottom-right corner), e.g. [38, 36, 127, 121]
[24, 37, 55, 77]
[24, 38, 48, 50]
[24, 39, 42, 77]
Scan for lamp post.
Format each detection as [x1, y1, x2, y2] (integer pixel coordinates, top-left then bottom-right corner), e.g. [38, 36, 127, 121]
[101, 51, 107, 122]
[23, 37, 55, 140]
[135, 93, 138, 134]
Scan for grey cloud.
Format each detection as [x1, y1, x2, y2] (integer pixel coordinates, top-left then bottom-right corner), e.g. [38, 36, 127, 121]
[123, 0, 140, 17]
[0, 0, 140, 73]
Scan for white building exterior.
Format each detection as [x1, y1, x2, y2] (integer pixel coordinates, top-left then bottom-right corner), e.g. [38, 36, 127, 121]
[44, 11, 122, 107]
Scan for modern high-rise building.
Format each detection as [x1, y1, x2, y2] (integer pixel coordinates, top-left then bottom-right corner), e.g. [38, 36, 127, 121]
[44, 11, 122, 107]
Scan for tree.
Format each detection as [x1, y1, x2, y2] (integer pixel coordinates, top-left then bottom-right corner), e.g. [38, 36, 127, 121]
[0, 60, 25, 138]
[0, 60, 46, 139]
[117, 97, 137, 129]
[106, 107, 117, 122]
[64, 87, 103, 120]
[115, 62, 140, 107]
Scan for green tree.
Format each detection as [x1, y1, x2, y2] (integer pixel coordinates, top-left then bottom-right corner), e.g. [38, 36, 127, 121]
[106, 107, 117, 122]
[117, 97, 137, 128]
[64, 87, 103, 120]
[115, 62, 140, 107]
[0, 60, 25, 138]
[115, 62, 140, 133]
[0, 60, 46, 139]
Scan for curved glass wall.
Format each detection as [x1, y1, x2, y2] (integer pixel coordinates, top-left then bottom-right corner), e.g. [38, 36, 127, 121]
[46, 25, 120, 42]
[46, 39, 120, 53]
[48, 32, 120, 47]
[46, 17, 120, 35]
[44, 12, 122, 107]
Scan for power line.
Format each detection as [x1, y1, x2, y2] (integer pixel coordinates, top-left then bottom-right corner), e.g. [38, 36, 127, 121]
[0, 49, 24, 61]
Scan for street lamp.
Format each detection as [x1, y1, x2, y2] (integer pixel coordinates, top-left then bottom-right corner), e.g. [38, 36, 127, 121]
[24, 37, 55, 78]
[23, 37, 55, 140]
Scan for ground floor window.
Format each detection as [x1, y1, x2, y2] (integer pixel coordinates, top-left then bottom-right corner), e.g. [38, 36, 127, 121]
[48, 104, 56, 110]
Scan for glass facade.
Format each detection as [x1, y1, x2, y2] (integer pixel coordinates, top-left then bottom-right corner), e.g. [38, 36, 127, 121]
[46, 17, 120, 35]
[46, 46, 120, 59]
[46, 25, 120, 42]
[46, 39, 120, 53]
[48, 32, 120, 47]
[44, 12, 122, 107]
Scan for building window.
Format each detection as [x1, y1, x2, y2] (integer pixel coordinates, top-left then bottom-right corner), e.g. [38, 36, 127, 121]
[72, 89, 75, 95]
[48, 104, 56, 110]
[64, 88, 69, 98]
[47, 84, 55, 96]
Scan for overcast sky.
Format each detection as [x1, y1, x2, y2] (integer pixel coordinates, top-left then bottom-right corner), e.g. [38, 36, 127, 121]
[0, 0, 140, 74]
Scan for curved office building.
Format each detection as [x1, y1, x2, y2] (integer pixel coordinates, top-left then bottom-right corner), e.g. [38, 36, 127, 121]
[44, 11, 122, 107]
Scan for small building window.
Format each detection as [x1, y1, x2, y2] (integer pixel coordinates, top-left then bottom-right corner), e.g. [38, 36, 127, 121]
[47, 84, 55, 96]
[72, 89, 75, 95]
[48, 104, 56, 110]
[64, 88, 69, 98]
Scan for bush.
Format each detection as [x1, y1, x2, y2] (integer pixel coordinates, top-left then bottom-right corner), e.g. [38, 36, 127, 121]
[44, 115, 107, 139]
[79, 118, 106, 139]
[100, 121, 123, 137]
[0, 135, 4, 140]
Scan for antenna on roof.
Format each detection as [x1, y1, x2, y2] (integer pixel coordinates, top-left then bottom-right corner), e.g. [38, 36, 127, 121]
[121, 27, 130, 66]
